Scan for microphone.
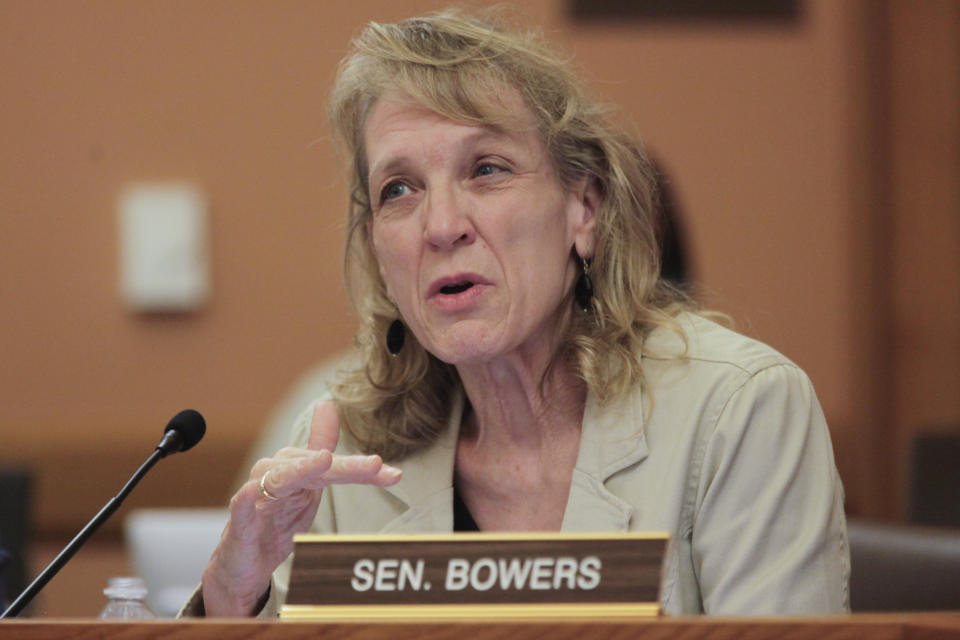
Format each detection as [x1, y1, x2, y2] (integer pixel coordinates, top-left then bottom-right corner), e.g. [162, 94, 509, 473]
[156, 409, 206, 456]
[1, 410, 206, 618]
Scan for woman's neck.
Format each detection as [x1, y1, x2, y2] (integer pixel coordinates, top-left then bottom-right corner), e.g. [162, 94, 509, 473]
[456, 350, 586, 452]
[453, 352, 586, 531]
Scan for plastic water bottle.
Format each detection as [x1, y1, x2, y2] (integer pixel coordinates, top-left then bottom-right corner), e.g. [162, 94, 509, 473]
[98, 576, 156, 619]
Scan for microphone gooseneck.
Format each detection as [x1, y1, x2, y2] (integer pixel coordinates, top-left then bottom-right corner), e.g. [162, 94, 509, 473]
[0, 410, 206, 618]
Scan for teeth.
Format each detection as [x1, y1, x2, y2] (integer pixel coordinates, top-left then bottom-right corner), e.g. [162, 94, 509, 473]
[441, 282, 473, 294]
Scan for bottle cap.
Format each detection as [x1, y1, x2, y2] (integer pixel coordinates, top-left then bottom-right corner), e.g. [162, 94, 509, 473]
[103, 576, 149, 600]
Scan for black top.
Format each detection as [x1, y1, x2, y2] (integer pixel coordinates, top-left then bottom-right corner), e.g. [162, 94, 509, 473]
[453, 486, 480, 532]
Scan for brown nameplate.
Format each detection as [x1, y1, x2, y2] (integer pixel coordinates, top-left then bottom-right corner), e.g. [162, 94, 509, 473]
[281, 532, 669, 621]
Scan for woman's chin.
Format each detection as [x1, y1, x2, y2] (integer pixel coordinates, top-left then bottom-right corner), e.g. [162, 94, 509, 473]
[422, 327, 506, 366]
[427, 342, 498, 367]
[418, 318, 558, 369]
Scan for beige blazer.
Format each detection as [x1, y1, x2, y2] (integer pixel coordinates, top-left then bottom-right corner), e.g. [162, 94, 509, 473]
[185, 314, 849, 617]
[246, 315, 850, 616]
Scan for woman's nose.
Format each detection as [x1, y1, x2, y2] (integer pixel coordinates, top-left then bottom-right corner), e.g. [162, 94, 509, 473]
[422, 185, 475, 250]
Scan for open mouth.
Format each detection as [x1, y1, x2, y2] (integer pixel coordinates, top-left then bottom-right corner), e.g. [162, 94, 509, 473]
[428, 274, 488, 301]
[440, 281, 474, 295]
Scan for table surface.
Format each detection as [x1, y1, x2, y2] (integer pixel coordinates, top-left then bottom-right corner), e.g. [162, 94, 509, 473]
[3, 613, 960, 640]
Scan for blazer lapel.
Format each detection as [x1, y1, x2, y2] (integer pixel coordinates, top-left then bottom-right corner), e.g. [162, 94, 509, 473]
[562, 384, 649, 532]
[379, 387, 464, 533]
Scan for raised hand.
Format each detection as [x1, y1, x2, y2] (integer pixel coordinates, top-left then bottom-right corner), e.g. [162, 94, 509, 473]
[200, 401, 401, 616]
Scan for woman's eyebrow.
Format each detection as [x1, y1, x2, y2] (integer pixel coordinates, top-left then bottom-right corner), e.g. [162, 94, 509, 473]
[368, 127, 523, 184]
[368, 156, 411, 187]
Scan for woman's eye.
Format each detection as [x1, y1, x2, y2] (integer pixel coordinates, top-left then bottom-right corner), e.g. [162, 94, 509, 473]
[474, 163, 503, 178]
[380, 181, 409, 202]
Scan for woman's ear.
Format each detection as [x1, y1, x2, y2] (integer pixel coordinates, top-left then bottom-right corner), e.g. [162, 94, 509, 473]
[571, 176, 600, 259]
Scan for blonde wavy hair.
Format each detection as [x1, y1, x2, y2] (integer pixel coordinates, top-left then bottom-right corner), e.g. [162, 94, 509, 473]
[329, 8, 690, 461]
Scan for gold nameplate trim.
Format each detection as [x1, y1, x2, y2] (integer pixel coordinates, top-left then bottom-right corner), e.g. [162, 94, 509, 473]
[293, 531, 671, 543]
[281, 602, 662, 622]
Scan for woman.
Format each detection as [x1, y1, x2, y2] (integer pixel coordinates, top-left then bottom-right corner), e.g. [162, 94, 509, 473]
[194, 9, 849, 617]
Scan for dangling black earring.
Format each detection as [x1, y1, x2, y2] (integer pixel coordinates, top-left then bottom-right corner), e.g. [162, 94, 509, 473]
[574, 257, 593, 311]
[386, 318, 405, 355]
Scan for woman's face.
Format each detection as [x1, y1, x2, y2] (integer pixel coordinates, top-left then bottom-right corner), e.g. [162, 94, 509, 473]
[365, 93, 596, 367]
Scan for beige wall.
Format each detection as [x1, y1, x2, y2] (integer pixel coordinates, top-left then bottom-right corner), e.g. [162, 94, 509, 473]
[0, 1, 957, 536]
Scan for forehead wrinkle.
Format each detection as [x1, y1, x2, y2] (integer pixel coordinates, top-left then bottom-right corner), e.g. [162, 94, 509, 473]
[367, 118, 521, 186]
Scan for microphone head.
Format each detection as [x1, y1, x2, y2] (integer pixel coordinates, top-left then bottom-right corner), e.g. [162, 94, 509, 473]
[164, 409, 206, 453]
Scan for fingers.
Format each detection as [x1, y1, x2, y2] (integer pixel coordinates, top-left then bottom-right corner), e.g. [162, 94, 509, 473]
[245, 399, 401, 503]
[306, 454, 402, 488]
[258, 450, 332, 500]
[301, 402, 401, 485]
[260, 453, 401, 500]
[249, 449, 332, 480]
[371, 464, 404, 487]
[307, 400, 340, 452]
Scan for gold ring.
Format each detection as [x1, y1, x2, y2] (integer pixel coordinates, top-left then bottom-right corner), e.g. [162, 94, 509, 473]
[258, 471, 280, 501]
